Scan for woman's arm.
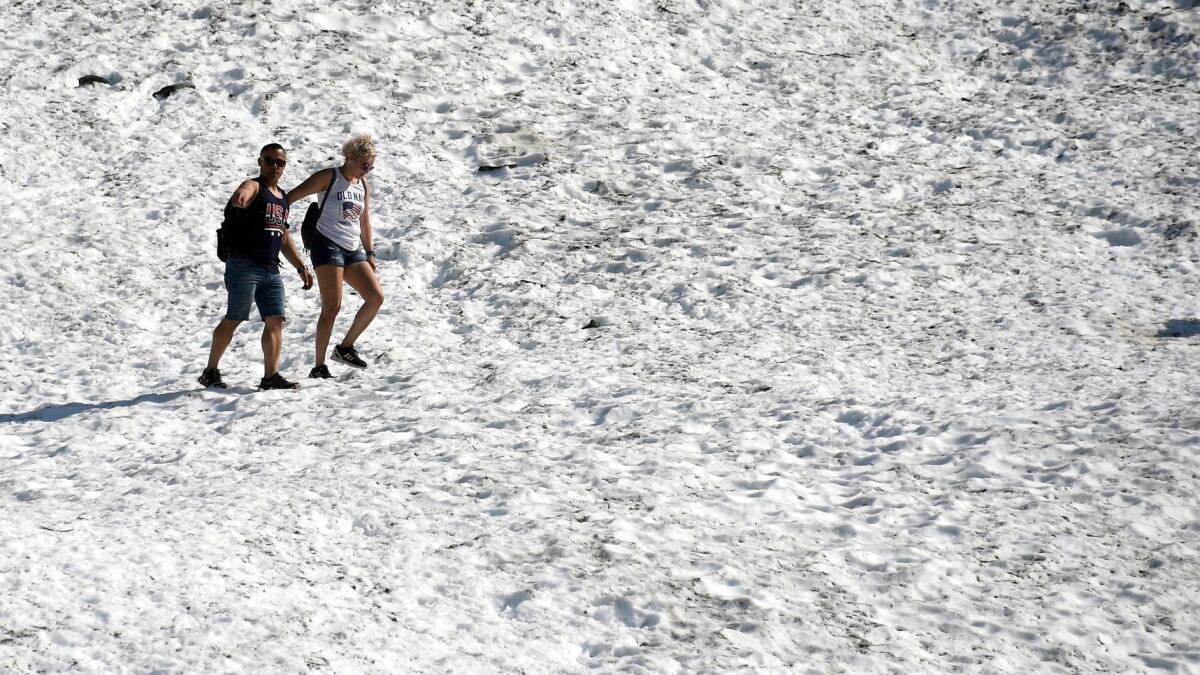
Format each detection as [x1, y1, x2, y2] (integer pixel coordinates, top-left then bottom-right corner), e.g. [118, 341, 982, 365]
[285, 168, 333, 204]
[360, 178, 375, 270]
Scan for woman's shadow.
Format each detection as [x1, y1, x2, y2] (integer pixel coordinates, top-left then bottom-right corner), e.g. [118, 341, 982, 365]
[0, 390, 196, 424]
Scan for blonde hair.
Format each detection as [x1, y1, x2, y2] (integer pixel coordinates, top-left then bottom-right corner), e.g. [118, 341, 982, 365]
[342, 134, 377, 160]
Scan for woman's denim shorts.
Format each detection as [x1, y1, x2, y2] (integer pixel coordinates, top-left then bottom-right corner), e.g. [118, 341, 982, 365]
[224, 257, 286, 321]
[309, 230, 368, 268]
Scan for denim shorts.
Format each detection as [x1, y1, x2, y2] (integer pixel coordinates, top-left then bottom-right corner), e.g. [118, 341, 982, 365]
[224, 257, 286, 321]
[309, 229, 369, 268]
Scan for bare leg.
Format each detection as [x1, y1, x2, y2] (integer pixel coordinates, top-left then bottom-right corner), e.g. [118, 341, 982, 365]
[206, 318, 242, 369]
[262, 315, 285, 377]
[340, 261, 385, 348]
[315, 265, 344, 366]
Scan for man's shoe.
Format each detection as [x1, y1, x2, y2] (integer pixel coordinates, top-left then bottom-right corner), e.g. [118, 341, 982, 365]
[332, 344, 367, 369]
[310, 364, 333, 379]
[259, 372, 301, 390]
[199, 368, 227, 388]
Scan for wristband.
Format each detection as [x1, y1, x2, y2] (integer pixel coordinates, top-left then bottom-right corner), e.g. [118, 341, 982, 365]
[366, 250, 376, 258]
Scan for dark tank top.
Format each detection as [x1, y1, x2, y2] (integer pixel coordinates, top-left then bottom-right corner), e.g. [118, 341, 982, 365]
[223, 177, 289, 269]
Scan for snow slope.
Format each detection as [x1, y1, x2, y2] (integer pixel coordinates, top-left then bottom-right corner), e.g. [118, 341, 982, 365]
[1, 0, 1199, 672]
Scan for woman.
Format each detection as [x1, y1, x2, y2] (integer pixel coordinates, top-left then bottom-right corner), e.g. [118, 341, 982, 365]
[287, 135, 385, 378]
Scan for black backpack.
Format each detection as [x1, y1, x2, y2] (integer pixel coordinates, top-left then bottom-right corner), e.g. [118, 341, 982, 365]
[215, 220, 234, 262]
[301, 169, 337, 251]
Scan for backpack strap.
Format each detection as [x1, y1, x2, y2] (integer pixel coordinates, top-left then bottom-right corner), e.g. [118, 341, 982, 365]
[317, 168, 337, 215]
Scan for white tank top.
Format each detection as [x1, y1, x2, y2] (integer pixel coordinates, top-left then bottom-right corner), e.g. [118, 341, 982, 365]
[316, 168, 366, 251]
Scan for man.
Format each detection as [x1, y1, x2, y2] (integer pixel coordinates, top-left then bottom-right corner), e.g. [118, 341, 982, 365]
[199, 144, 315, 390]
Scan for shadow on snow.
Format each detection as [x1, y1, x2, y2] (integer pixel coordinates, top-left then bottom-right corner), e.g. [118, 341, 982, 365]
[0, 390, 193, 424]
[1157, 319, 1200, 338]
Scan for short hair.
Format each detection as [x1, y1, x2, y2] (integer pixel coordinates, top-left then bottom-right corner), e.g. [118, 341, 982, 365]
[341, 134, 376, 160]
[260, 143, 285, 155]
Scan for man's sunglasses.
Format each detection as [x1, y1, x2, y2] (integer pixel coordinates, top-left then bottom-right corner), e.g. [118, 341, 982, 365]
[259, 157, 287, 168]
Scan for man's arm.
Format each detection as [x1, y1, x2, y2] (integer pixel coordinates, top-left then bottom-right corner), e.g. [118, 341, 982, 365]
[230, 179, 260, 208]
[281, 231, 314, 290]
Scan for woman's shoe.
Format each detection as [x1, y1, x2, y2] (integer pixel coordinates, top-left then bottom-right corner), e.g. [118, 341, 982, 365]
[332, 344, 367, 369]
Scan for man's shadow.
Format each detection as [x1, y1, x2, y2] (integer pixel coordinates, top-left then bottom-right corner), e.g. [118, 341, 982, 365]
[1158, 319, 1200, 338]
[0, 390, 195, 424]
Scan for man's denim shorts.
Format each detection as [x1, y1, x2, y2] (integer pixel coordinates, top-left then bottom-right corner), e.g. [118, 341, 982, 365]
[224, 257, 285, 321]
[309, 230, 369, 268]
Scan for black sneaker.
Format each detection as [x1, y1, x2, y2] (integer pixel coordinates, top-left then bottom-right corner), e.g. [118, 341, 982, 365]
[199, 368, 227, 388]
[332, 344, 367, 369]
[259, 372, 301, 390]
[310, 364, 333, 379]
